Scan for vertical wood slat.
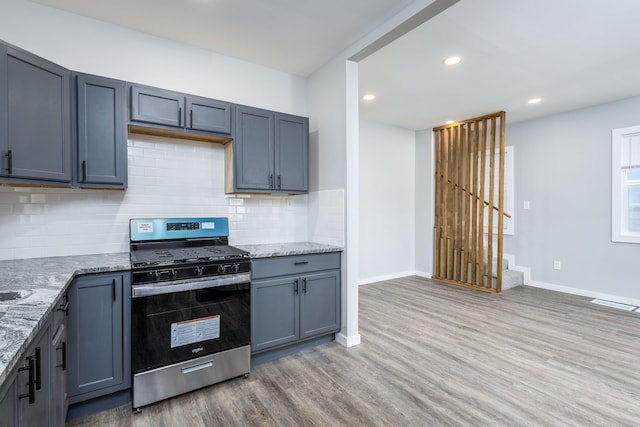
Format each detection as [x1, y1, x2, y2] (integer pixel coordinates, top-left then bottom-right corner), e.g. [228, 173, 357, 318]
[433, 111, 506, 292]
[447, 128, 455, 280]
[470, 121, 479, 286]
[477, 120, 487, 288]
[496, 113, 506, 292]
[486, 118, 496, 289]
[442, 127, 450, 279]
[434, 129, 443, 278]
[462, 123, 471, 283]
[455, 124, 464, 281]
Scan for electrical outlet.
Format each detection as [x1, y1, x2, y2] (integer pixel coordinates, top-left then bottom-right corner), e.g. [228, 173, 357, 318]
[553, 260, 561, 270]
[524, 200, 530, 209]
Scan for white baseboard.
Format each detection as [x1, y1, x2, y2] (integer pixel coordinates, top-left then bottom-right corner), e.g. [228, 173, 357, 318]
[358, 270, 418, 286]
[335, 332, 361, 348]
[526, 280, 640, 307]
[415, 270, 432, 279]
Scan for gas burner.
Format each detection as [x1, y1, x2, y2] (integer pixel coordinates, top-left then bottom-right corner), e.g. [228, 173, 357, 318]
[129, 217, 250, 285]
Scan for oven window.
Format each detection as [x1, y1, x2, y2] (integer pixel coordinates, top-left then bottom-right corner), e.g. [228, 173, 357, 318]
[132, 283, 250, 373]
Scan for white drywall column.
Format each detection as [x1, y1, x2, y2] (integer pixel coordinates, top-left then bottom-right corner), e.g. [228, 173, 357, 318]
[335, 59, 361, 347]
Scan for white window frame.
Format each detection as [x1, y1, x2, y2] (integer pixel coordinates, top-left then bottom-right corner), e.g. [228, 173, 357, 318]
[611, 125, 640, 243]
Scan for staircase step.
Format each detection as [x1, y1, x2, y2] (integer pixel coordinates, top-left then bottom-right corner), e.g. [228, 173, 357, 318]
[468, 258, 510, 275]
[500, 269, 524, 290]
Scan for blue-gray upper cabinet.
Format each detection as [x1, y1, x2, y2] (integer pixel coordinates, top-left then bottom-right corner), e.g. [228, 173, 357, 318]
[275, 112, 308, 193]
[0, 42, 71, 185]
[73, 73, 127, 189]
[129, 84, 232, 136]
[186, 95, 232, 134]
[66, 272, 131, 404]
[229, 106, 308, 194]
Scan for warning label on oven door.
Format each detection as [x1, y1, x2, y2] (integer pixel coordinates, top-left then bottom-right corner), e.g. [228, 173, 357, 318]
[171, 315, 220, 348]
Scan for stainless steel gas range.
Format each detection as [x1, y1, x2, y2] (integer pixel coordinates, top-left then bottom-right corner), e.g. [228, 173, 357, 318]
[129, 217, 250, 411]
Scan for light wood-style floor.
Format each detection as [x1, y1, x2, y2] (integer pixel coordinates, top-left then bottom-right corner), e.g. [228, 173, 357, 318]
[67, 277, 640, 426]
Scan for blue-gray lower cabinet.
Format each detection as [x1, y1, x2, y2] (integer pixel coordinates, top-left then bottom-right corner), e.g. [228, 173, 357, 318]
[0, 293, 67, 427]
[0, 373, 16, 427]
[66, 272, 131, 404]
[251, 253, 341, 355]
[252, 276, 300, 352]
[17, 322, 51, 427]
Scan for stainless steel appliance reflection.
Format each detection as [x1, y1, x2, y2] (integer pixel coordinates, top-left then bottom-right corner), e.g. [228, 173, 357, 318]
[129, 217, 250, 411]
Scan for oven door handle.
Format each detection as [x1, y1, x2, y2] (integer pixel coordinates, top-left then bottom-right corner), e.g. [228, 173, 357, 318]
[132, 273, 251, 298]
[181, 361, 214, 375]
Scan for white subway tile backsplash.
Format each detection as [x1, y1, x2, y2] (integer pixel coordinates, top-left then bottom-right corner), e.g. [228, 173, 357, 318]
[30, 194, 46, 204]
[0, 136, 338, 260]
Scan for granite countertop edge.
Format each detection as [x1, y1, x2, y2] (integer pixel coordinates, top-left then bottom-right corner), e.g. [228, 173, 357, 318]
[0, 253, 131, 388]
[236, 242, 344, 258]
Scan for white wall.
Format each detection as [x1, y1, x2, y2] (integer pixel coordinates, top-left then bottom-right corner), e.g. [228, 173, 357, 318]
[306, 0, 443, 347]
[358, 120, 416, 284]
[307, 56, 358, 346]
[415, 129, 434, 277]
[504, 96, 640, 302]
[0, 0, 307, 115]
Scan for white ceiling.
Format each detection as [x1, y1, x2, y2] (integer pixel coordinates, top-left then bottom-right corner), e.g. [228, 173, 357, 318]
[29, 0, 640, 131]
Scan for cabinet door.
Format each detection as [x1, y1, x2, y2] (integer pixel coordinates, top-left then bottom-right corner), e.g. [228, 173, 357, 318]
[235, 106, 274, 191]
[75, 73, 127, 188]
[251, 276, 299, 352]
[0, 375, 17, 427]
[186, 96, 232, 134]
[300, 270, 341, 340]
[18, 325, 51, 427]
[130, 85, 184, 128]
[67, 272, 131, 401]
[5, 46, 71, 182]
[0, 44, 7, 169]
[275, 113, 308, 193]
[51, 323, 67, 427]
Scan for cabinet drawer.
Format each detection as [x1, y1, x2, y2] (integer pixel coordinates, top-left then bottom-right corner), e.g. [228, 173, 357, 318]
[252, 252, 341, 279]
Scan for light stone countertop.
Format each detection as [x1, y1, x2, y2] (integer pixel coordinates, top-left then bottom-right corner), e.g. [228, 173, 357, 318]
[236, 241, 343, 258]
[0, 242, 342, 389]
[0, 253, 131, 387]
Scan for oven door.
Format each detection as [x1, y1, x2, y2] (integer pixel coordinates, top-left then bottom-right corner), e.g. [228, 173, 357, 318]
[131, 274, 250, 375]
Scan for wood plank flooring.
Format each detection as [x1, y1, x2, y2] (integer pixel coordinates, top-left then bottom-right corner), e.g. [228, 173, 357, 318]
[67, 277, 640, 426]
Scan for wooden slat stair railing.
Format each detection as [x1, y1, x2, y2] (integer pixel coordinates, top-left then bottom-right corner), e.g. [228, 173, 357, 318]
[433, 111, 507, 292]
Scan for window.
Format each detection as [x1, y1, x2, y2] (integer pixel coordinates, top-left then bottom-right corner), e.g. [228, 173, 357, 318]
[611, 125, 640, 243]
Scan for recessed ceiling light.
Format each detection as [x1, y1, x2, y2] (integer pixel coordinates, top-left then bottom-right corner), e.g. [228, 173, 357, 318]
[445, 120, 455, 125]
[362, 94, 375, 101]
[443, 56, 461, 66]
[528, 98, 542, 104]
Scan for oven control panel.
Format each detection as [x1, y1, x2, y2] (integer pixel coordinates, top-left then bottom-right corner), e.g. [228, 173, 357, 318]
[167, 222, 200, 231]
[130, 217, 229, 242]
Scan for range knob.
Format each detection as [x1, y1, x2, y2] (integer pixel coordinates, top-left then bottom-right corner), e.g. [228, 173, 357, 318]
[232, 263, 240, 273]
[171, 270, 178, 280]
[195, 266, 204, 277]
[217, 264, 226, 274]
